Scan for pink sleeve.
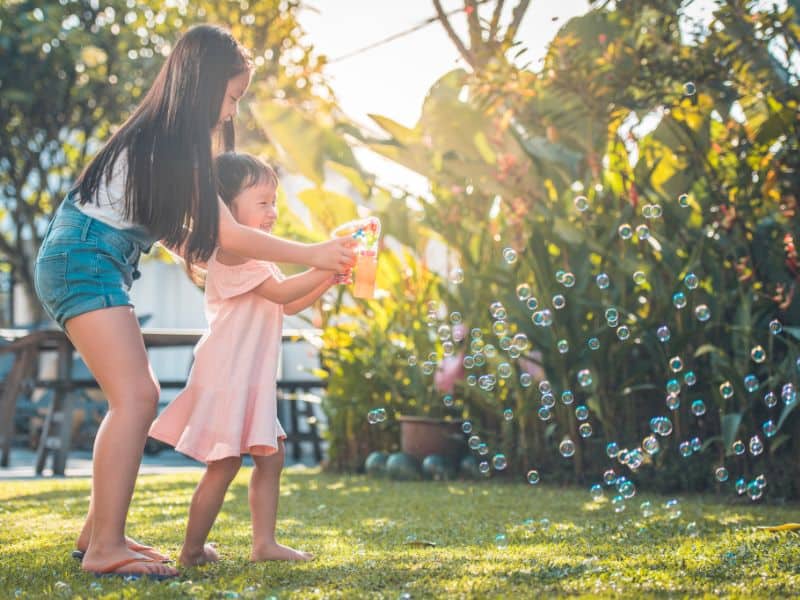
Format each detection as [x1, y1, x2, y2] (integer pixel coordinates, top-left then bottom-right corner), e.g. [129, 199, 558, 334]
[209, 260, 281, 299]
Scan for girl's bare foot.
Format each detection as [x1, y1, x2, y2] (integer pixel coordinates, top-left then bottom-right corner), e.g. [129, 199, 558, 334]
[250, 542, 313, 562]
[179, 543, 220, 567]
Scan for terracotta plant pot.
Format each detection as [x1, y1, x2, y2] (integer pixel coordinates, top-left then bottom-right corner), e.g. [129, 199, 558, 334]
[397, 415, 464, 463]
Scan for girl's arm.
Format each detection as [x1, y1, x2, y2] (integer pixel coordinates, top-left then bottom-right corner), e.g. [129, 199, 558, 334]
[254, 268, 335, 305]
[283, 278, 335, 316]
[217, 198, 356, 271]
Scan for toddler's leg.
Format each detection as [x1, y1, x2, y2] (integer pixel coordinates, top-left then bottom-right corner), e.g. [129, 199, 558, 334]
[179, 455, 242, 566]
[249, 441, 313, 561]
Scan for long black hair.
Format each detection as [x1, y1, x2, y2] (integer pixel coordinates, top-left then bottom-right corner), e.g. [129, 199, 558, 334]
[74, 24, 252, 268]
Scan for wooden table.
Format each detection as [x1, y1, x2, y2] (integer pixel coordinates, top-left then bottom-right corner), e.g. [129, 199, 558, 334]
[0, 327, 325, 475]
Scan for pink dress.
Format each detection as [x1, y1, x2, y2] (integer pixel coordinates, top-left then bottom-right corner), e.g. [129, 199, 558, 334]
[148, 248, 287, 464]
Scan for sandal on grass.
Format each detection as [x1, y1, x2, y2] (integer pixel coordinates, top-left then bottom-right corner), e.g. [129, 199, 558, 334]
[72, 543, 173, 563]
[90, 557, 178, 581]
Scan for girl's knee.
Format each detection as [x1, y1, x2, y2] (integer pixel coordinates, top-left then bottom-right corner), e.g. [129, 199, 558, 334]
[208, 456, 242, 481]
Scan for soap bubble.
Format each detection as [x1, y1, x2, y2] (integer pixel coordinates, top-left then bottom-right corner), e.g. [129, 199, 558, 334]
[520, 373, 533, 388]
[590, 484, 604, 500]
[715, 466, 729, 482]
[669, 356, 684, 372]
[516, 283, 532, 301]
[462, 421, 473, 434]
[527, 470, 540, 485]
[678, 194, 690, 207]
[635, 225, 650, 240]
[503, 248, 518, 264]
[750, 345, 766, 363]
[579, 422, 593, 438]
[769, 319, 782, 334]
[559, 438, 576, 458]
[618, 224, 633, 239]
[693, 301, 710, 323]
[691, 437, 702, 452]
[603, 469, 618, 485]
[735, 478, 746, 495]
[492, 453, 508, 470]
[575, 405, 589, 421]
[574, 196, 589, 211]
[640, 501, 654, 518]
[561, 390, 575, 405]
[684, 273, 699, 289]
[684, 371, 697, 386]
[744, 374, 759, 393]
[749, 435, 764, 456]
[762, 419, 777, 438]
[606, 442, 620, 459]
[683, 81, 696, 95]
[503, 408, 514, 421]
[719, 381, 734, 399]
[764, 391, 778, 408]
[657, 325, 671, 342]
[588, 337, 600, 351]
[633, 271, 646, 285]
[577, 369, 593, 387]
[616, 325, 631, 341]
[557, 339, 569, 354]
[450, 267, 464, 284]
[642, 435, 660, 455]
[526, 297, 539, 311]
[732, 440, 746, 455]
[666, 394, 680, 410]
[747, 480, 763, 501]
[782, 383, 796, 405]
[537, 406, 552, 421]
[562, 272, 576, 288]
[666, 379, 680, 395]
[665, 498, 681, 519]
[552, 294, 566, 310]
[596, 273, 610, 289]
[612, 495, 626, 513]
[672, 292, 687, 309]
[408, 355, 417, 366]
[679, 441, 692, 457]
[691, 399, 706, 416]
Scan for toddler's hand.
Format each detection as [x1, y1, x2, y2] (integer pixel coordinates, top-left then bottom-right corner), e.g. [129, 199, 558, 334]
[314, 238, 357, 272]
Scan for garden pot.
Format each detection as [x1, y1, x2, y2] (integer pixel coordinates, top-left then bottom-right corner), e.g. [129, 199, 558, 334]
[397, 415, 464, 463]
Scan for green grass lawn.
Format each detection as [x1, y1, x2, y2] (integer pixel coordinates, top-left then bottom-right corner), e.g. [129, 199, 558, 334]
[1, 467, 799, 599]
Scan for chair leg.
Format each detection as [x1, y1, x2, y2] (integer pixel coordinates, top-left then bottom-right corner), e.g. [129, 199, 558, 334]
[0, 347, 37, 468]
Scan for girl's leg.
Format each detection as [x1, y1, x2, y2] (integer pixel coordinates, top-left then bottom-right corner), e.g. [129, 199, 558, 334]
[249, 442, 313, 561]
[76, 498, 170, 561]
[65, 306, 177, 577]
[179, 456, 242, 566]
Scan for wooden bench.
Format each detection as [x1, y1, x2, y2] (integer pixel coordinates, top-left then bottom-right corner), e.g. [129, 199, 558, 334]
[0, 327, 325, 475]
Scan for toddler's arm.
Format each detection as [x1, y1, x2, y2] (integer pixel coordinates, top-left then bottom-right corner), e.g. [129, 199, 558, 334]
[254, 268, 335, 305]
[283, 277, 336, 316]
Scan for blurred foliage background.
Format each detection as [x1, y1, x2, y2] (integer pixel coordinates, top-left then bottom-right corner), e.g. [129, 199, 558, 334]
[2, 0, 800, 498]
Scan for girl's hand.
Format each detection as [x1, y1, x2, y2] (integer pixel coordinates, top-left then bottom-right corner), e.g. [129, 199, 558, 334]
[312, 238, 357, 272]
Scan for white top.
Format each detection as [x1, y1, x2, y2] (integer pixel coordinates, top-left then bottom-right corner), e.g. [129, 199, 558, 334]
[74, 154, 140, 230]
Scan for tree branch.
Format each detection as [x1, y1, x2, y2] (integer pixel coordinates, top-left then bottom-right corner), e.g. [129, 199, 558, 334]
[489, 0, 506, 41]
[503, 0, 531, 46]
[432, 0, 477, 69]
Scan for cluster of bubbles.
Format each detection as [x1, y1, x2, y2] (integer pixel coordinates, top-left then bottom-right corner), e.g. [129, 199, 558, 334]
[364, 161, 793, 513]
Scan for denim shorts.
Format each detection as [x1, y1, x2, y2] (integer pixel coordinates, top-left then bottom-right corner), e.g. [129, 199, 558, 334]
[33, 191, 157, 330]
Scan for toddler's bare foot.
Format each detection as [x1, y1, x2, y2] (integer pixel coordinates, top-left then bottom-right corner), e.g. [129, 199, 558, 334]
[250, 542, 313, 562]
[179, 543, 220, 567]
